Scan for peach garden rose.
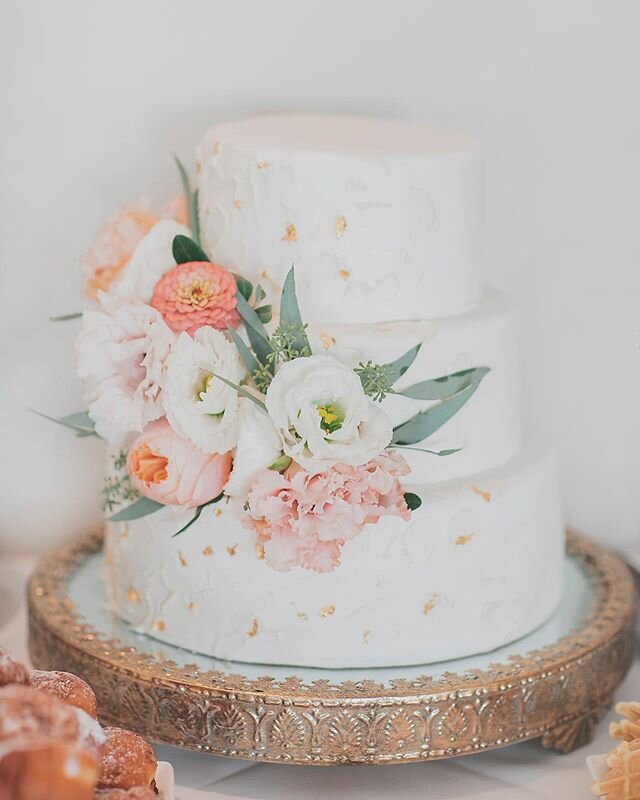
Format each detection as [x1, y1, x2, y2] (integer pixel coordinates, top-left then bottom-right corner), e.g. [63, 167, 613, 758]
[127, 419, 232, 508]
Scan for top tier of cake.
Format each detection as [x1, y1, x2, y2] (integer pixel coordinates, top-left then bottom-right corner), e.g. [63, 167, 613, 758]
[198, 114, 482, 324]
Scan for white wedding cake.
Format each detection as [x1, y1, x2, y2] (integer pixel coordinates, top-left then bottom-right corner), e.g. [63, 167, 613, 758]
[79, 113, 564, 668]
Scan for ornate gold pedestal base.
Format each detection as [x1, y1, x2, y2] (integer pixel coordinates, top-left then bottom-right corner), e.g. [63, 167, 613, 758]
[28, 531, 635, 765]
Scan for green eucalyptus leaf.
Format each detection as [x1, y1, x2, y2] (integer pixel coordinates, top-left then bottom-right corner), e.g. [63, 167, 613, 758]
[174, 156, 200, 245]
[191, 188, 201, 245]
[210, 372, 267, 412]
[255, 304, 273, 323]
[235, 292, 274, 368]
[172, 492, 224, 537]
[227, 325, 260, 376]
[233, 274, 253, 301]
[172, 234, 209, 264]
[110, 497, 164, 522]
[398, 367, 490, 401]
[61, 411, 95, 430]
[31, 409, 98, 437]
[50, 312, 82, 322]
[268, 454, 293, 472]
[391, 382, 482, 446]
[392, 445, 462, 457]
[280, 268, 311, 355]
[404, 492, 422, 512]
[255, 284, 266, 303]
[387, 344, 422, 384]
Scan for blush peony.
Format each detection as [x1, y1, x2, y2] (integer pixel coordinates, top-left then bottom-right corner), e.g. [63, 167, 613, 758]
[264, 354, 392, 471]
[150, 261, 240, 336]
[127, 419, 231, 507]
[82, 198, 188, 300]
[76, 293, 175, 443]
[244, 451, 411, 573]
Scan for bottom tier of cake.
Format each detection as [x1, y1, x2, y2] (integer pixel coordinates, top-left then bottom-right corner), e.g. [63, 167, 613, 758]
[104, 446, 564, 668]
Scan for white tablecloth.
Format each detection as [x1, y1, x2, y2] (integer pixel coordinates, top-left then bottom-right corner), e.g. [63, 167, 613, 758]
[1, 556, 634, 799]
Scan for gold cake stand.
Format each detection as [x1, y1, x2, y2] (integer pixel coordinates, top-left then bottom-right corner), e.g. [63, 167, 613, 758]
[28, 530, 635, 765]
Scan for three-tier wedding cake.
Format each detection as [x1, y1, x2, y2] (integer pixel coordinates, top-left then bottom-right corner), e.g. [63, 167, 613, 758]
[74, 113, 564, 668]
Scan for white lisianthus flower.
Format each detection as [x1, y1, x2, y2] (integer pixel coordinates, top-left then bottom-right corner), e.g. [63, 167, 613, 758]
[76, 293, 175, 444]
[112, 219, 190, 303]
[163, 327, 243, 454]
[224, 398, 282, 498]
[265, 355, 392, 470]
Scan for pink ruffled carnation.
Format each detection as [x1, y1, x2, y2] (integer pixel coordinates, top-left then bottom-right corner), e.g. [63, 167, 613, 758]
[150, 261, 240, 336]
[244, 451, 412, 573]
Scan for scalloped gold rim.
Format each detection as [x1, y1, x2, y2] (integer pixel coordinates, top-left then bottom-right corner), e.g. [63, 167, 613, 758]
[27, 530, 636, 764]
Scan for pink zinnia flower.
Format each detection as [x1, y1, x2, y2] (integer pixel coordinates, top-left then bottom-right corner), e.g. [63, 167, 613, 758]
[150, 261, 240, 336]
[244, 451, 412, 573]
[127, 419, 232, 508]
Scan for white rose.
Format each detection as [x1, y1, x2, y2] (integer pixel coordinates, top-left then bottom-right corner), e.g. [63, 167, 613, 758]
[76, 293, 175, 444]
[265, 355, 392, 470]
[163, 327, 243, 454]
[112, 219, 190, 302]
[224, 398, 282, 498]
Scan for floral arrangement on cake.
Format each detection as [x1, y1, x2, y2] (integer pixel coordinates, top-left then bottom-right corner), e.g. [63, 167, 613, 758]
[44, 161, 489, 573]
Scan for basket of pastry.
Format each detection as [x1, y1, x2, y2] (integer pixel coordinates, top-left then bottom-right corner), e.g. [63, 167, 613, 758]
[0, 647, 174, 800]
[589, 702, 640, 800]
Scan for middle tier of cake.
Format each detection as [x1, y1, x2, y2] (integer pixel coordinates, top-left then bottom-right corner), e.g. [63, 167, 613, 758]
[307, 287, 521, 483]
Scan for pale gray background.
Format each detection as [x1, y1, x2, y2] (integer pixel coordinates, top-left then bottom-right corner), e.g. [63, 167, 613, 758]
[1, 0, 639, 553]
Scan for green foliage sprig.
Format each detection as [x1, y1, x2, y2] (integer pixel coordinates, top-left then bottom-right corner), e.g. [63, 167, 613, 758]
[102, 450, 140, 512]
[267, 321, 311, 367]
[354, 361, 394, 402]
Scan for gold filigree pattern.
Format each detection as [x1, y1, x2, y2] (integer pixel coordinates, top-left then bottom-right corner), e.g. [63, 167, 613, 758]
[27, 531, 635, 765]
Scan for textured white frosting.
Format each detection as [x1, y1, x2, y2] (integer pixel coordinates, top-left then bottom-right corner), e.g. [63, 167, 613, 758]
[307, 288, 521, 482]
[197, 114, 482, 323]
[104, 447, 564, 668]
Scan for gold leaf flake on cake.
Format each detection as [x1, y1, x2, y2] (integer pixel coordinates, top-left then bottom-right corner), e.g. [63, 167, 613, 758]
[247, 618, 260, 638]
[338, 268, 351, 280]
[233, 199, 243, 209]
[202, 545, 213, 557]
[320, 332, 336, 350]
[363, 630, 370, 643]
[335, 215, 348, 238]
[120, 524, 129, 540]
[126, 587, 140, 604]
[215, 508, 223, 517]
[227, 544, 238, 556]
[470, 485, 492, 503]
[152, 619, 166, 632]
[256, 161, 271, 170]
[423, 594, 439, 616]
[260, 269, 272, 280]
[455, 534, 475, 546]
[195, 160, 202, 174]
[320, 605, 335, 618]
[255, 543, 265, 560]
[187, 601, 197, 614]
[297, 612, 308, 621]
[282, 224, 297, 242]
[178, 551, 188, 567]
